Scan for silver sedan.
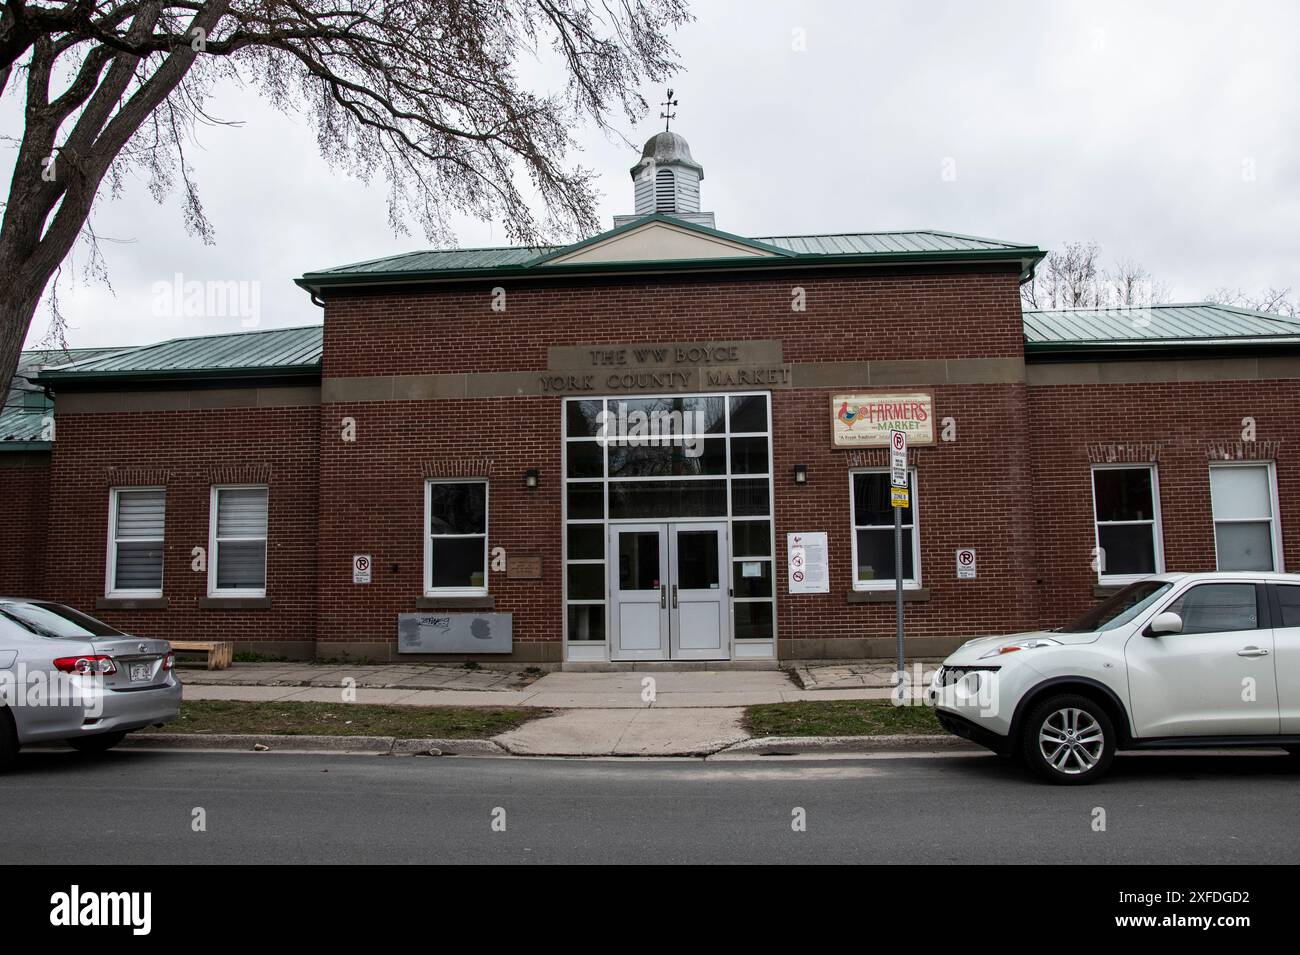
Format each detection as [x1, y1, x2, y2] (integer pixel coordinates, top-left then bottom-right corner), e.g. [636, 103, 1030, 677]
[0, 599, 181, 769]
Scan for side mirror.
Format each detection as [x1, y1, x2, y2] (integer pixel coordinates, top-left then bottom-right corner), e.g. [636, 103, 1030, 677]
[1146, 611, 1183, 637]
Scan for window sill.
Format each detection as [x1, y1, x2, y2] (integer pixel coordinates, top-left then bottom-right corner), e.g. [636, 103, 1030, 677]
[1093, 585, 1126, 598]
[847, 588, 930, 603]
[198, 596, 272, 610]
[96, 597, 169, 611]
[416, 595, 495, 609]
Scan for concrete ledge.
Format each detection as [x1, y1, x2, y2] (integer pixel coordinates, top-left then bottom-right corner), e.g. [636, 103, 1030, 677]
[390, 738, 508, 756]
[313, 640, 561, 663]
[127, 733, 396, 752]
[720, 734, 981, 756]
[414, 595, 496, 609]
[779, 636, 969, 659]
[96, 597, 169, 610]
[125, 733, 506, 755]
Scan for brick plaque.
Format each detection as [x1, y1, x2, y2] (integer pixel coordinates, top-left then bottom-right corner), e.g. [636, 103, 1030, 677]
[506, 555, 543, 579]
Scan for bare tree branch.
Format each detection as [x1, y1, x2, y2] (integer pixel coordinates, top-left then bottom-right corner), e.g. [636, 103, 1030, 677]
[0, 0, 691, 398]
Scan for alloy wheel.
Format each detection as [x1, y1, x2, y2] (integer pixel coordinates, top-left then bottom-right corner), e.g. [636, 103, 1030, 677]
[1037, 707, 1105, 775]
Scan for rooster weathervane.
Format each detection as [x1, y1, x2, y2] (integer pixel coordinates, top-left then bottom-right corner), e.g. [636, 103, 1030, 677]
[660, 89, 678, 131]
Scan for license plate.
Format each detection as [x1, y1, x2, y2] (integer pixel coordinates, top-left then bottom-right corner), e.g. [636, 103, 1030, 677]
[129, 662, 152, 683]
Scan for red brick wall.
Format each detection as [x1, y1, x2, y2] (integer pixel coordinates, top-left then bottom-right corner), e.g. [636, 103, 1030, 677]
[42, 405, 319, 645]
[1029, 378, 1300, 627]
[773, 383, 1039, 645]
[0, 453, 51, 597]
[316, 265, 1032, 654]
[316, 397, 560, 649]
[322, 266, 1026, 377]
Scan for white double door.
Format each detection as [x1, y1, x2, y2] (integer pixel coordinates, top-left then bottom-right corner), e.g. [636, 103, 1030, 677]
[609, 522, 730, 661]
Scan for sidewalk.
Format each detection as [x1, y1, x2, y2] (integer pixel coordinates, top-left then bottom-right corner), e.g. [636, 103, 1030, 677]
[181, 664, 902, 708]
[174, 662, 939, 757]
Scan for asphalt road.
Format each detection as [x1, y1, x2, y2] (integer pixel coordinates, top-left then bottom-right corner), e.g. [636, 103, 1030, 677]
[3, 748, 1299, 864]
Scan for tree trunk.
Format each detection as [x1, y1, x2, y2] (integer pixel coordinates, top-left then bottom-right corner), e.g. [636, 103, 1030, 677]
[0, 275, 47, 400]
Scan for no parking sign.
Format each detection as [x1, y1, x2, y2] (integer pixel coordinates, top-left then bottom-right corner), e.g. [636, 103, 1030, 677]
[955, 548, 976, 580]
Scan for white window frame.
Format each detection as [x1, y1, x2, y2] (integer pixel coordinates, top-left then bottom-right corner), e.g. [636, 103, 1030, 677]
[208, 484, 269, 597]
[106, 486, 166, 598]
[1209, 461, 1283, 572]
[1090, 464, 1165, 585]
[424, 479, 490, 597]
[849, 468, 921, 591]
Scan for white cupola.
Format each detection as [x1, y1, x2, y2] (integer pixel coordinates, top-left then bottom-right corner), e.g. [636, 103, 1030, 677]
[613, 129, 716, 230]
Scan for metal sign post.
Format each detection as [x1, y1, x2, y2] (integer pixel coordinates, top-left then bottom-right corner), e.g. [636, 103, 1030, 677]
[889, 429, 908, 682]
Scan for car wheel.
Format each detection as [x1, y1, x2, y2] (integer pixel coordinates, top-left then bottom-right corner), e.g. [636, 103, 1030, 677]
[1021, 694, 1115, 785]
[67, 731, 127, 754]
[0, 707, 18, 772]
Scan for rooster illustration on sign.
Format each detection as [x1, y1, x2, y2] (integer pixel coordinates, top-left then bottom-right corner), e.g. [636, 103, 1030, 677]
[837, 400, 865, 428]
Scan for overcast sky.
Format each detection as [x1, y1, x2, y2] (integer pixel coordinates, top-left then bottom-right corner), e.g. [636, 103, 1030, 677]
[5, 0, 1298, 349]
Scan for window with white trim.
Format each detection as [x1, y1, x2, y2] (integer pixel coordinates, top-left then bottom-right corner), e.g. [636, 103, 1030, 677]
[107, 488, 166, 596]
[209, 486, 268, 595]
[425, 480, 489, 595]
[850, 470, 919, 589]
[1210, 462, 1282, 571]
[1091, 465, 1163, 583]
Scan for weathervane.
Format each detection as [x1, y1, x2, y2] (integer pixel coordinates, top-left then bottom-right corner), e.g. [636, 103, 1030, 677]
[660, 88, 678, 131]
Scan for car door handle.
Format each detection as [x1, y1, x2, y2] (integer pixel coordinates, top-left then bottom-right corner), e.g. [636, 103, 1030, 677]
[1237, 646, 1270, 657]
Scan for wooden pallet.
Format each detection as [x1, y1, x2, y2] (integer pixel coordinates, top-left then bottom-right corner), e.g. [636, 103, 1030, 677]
[169, 640, 234, 670]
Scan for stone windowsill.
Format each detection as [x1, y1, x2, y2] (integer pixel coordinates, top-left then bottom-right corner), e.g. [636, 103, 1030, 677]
[198, 596, 273, 610]
[415, 595, 496, 609]
[96, 597, 169, 611]
[847, 588, 930, 603]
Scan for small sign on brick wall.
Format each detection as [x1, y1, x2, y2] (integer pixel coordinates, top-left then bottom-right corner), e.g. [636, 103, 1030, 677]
[352, 554, 372, 584]
[506, 555, 543, 579]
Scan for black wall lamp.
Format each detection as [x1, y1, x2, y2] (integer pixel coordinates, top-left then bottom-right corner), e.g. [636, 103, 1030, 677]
[524, 468, 540, 490]
[793, 464, 808, 485]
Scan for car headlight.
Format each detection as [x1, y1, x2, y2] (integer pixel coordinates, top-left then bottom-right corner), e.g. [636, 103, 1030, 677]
[980, 638, 1061, 659]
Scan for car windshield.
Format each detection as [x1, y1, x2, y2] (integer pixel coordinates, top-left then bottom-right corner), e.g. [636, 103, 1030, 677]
[1056, 581, 1174, 633]
[0, 601, 124, 638]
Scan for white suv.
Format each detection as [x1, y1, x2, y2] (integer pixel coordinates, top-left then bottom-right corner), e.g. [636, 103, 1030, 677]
[931, 572, 1300, 784]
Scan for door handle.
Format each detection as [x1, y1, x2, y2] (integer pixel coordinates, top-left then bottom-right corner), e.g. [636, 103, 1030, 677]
[1237, 646, 1270, 657]
[660, 585, 667, 609]
[672, 584, 678, 609]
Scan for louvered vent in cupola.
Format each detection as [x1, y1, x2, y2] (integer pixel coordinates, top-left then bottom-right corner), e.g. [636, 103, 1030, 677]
[655, 169, 676, 212]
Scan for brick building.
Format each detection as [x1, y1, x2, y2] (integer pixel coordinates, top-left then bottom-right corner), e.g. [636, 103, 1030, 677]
[5, 130, 1300, 666]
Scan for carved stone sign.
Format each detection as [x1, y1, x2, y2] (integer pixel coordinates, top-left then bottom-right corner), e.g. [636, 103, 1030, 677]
[541, 340, 787, 395]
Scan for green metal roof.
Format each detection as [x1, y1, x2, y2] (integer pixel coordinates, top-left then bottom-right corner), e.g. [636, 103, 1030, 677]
[36, 325, 323, 384]
[298, 215, 1043, 290]
[755, 230, 1034, 255]
[1024, 303, 1300, 351]
[2, 347, 127, 448]
[30, 302, 1300, 395]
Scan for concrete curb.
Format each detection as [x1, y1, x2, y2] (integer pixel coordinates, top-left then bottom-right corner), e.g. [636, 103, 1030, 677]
[127, 733, 507, 756]
[493, 733, 749, 758]
[718, 734, 982, 756]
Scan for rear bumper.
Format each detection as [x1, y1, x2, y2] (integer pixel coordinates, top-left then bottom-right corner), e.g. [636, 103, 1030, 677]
[936, 708, 1014, 756]
[84, 680, 182, 736]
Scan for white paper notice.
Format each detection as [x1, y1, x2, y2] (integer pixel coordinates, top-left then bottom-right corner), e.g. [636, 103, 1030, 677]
[787, 532, 829, 594]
